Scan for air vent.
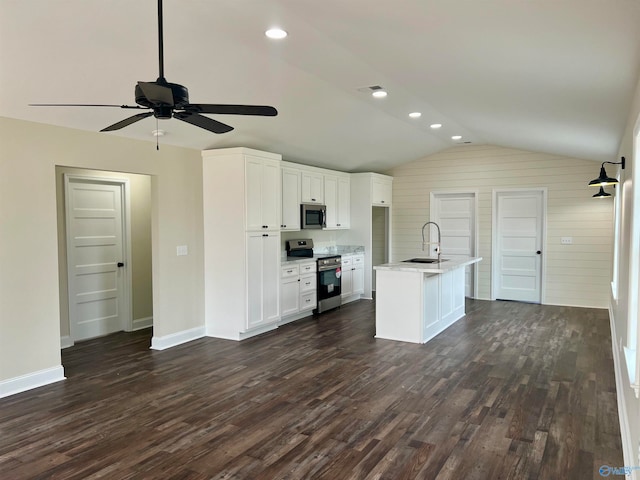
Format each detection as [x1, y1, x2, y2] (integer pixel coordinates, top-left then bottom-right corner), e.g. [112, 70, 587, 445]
[357, 85, 385, 93]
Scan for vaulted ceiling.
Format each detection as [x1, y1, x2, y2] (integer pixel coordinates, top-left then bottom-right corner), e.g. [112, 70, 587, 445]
[2, 0, 640, 171]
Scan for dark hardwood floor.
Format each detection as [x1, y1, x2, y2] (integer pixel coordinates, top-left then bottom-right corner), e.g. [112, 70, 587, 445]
[0, 299, 623, 479]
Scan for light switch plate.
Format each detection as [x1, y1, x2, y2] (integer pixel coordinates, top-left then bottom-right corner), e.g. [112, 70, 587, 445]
[176, 245, 188, 256]
[561, 237, 573, 245]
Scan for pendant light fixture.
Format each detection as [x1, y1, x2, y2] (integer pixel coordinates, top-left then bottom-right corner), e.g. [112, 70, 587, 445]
[588, 157, 625, 187]
[592, 186, 612, 198]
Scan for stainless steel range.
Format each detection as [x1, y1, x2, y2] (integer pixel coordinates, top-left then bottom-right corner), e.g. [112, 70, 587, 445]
[315, 254, 342, 313]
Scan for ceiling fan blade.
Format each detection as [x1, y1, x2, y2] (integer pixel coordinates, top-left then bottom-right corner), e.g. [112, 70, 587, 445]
[174, 112, 234, 134]
[137, 81, 174, 106]
[30, 103, 146, 109]
[184, 104, 278, 116]
[100, 112, 154, 132]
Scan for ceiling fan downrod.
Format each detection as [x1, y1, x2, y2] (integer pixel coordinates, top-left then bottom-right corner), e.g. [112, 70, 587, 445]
[157, 0, 165, 83]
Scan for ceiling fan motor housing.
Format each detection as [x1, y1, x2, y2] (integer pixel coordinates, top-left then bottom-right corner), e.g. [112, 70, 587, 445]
[135, 81, 190, 118]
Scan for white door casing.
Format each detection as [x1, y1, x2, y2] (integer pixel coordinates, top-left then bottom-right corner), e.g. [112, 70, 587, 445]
[65, 175, 132, 341]
[492, 188, 546, 303]
[430, 191, 478, 298]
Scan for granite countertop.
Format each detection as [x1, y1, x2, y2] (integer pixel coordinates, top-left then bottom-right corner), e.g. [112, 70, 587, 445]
[281, 245, 365, 265]
[374, 256, 482, 274]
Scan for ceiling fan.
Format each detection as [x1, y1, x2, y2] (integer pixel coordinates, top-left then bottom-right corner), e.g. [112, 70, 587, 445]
[30, 0, 277, 134]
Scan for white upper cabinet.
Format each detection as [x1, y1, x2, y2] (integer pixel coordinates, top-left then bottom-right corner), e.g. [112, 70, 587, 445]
[245, 155, 281, 231]
[281, 166, 301, 231]
[324, 174, 350, 229]
[372, 176, 392, 206]
[301, 170, 324, 204]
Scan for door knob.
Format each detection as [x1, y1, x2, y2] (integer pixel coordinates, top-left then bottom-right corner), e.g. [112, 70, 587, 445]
[117, 262, 125, 267]
[536, 251, 541, 255]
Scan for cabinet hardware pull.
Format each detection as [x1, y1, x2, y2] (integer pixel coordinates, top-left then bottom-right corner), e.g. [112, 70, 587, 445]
[381, 200, 385, 203]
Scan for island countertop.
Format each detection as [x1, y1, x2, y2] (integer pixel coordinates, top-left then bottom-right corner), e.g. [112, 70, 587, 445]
[374, 256, 482, 274]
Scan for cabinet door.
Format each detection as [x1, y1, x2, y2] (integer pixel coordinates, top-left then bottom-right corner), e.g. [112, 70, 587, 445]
[245, 158, 264, 231]
[246, 232, 280, 329]
[324, 174, 338, 229]
[262, 233, 281, 324]
[245, 157, 281, 231]
[341, 268, 353, 297]
[281, 276, 300, 316]
[301, 171, 324, 203]
[281, 167, 301, 230]
[372, 177, 392, 206]
[353, 265, 364, 295]
[246, 232, 264, 328]
[261, 159, 281, 230]
[337, 175, 350, 228]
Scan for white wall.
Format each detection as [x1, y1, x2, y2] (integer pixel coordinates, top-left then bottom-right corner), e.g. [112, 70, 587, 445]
[0, 117, 204, 388]
[387, 145, 614, 307]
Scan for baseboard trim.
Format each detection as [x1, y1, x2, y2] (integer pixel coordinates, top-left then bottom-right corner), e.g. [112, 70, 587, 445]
[132, 316, 153, 331]
[608, 305, 636, 476]
[0, 365, 66, 399]
[150, 326, 205, 351]
[60, 336, 74, 349]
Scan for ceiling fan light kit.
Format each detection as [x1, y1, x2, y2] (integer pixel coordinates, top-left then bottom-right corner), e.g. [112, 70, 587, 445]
[30, 0, 277, 137]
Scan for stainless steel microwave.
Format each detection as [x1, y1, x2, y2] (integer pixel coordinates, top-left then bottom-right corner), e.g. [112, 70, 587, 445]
[301, 204, 326, 229]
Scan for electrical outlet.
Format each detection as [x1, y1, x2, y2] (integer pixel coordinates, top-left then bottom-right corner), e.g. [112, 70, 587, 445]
[561, 237, 573, 245]
[176, 245, 188, 256]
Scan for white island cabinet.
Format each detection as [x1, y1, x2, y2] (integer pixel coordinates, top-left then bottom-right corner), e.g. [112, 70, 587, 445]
[373, 257, 482, 344]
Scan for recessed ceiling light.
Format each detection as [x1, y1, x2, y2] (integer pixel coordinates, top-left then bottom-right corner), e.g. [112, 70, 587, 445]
[265, 28, 287, 39]
[451, 135, 462, 140]
[430, 123, 442, 129]
[409, 112, 422, 118]
[372, 90, 387, 98]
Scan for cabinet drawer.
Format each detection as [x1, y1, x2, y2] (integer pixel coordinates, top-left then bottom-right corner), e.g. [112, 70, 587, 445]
[300, 274, 316, 293]
[281, 264, 300, 278]
[353, 255, 364, 266]
[299, 262, 317, 274]
[300, 291, 317, 311]
[341, 256, 352, 267]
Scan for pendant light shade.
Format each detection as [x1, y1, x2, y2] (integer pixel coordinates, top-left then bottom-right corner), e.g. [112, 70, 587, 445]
[592, 186, 612, 198]
[588, 157, 625, 187]
[588, 165, 618, 187]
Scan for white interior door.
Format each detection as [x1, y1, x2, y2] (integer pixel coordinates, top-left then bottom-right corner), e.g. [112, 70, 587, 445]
[65, 176, 128, 341]
[430, 192, 477, 298]
[494, 189, 545, 303]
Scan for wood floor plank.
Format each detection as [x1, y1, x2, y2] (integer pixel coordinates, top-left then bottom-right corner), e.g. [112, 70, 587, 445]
[0, 299, 624, 479]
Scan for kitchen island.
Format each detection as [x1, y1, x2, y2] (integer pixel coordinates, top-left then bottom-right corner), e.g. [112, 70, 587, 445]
[373, 257, 482, 344]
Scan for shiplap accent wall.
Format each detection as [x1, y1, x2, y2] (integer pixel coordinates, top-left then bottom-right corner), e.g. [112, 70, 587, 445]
[386, 145, 614, 308]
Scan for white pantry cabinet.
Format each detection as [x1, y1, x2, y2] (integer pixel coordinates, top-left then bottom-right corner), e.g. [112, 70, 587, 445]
[281, 166, 301, 231]
[202, 147, 282, 340]
[324, 174, 350, 230]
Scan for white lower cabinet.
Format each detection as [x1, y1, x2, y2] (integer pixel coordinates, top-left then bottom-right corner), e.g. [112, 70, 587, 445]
[280, 260, 317, 321]
[341, 254, 364, 302]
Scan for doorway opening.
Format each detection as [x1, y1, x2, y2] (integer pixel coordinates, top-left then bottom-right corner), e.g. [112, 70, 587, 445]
[371, 206, 390, 292]
[56, 167, 153, 347]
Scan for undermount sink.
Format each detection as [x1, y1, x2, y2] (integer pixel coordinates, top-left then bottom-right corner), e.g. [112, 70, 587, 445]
[402, 258, 448, 264]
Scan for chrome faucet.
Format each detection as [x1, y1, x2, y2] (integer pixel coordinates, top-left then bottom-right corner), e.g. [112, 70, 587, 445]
[421, 221, 441, 260]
